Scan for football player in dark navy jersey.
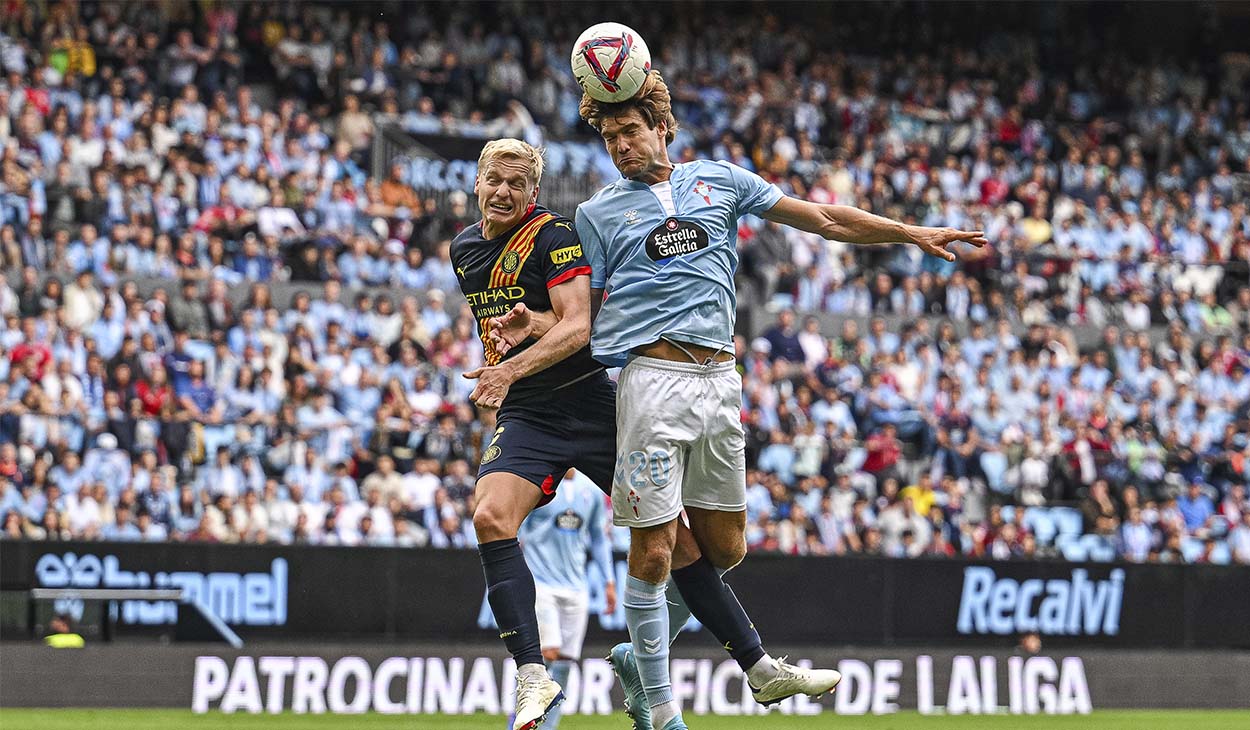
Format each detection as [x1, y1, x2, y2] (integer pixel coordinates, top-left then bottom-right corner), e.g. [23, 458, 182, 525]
[456, 138, 616, 730]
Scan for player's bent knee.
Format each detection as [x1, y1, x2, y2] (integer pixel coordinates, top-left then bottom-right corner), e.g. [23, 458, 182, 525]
[472, 500, 518, 542]
[704, 538, 746, 570]
[629, 543, 673, 583]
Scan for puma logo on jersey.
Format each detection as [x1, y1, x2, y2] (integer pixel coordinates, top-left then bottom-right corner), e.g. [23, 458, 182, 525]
[456, 266, 468, 279]
[554, 221, 573, 230]
[550, 244, 583, 265]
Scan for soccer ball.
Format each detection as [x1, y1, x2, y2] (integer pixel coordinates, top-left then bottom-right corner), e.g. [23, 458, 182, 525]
[571, 22, 652, 103]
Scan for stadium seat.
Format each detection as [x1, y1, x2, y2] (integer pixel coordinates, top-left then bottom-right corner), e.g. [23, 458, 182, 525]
[1055, 533, 1088, 561]
[1181, 537, 1205, 563]
[1079, 534, 1116, 562]
[1023, 508, 1058, 545]
[1050, 507, 1084, 537]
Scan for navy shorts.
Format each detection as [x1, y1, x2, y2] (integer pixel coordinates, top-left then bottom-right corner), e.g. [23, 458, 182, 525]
[477, 370, 616, 505]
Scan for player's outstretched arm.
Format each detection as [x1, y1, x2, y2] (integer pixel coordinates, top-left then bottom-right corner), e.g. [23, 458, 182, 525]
[463, 274, 592, 408]
[761, 196, 988, 262]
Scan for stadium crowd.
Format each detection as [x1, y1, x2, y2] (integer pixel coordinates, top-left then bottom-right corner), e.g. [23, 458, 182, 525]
[2, 2, 1250, 566]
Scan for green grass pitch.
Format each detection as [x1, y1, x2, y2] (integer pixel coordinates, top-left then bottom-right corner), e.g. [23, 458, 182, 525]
[1, 709, 1247, 730]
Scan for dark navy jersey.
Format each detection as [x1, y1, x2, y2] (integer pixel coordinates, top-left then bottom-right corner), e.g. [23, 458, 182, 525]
[451, 206, 602, 404]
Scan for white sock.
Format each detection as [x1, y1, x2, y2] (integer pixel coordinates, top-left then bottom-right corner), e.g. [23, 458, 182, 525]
[650, 699, 680, 729]
[746, 654, 780, 687]
[518, 662, 547, 681]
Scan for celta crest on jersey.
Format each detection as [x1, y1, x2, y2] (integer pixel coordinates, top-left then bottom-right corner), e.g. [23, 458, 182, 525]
[694, 179, 713, 204]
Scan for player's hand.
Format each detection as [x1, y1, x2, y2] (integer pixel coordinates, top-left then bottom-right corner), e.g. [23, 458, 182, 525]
[487, 303, 533, 357]
[604, 581, 617, 614]
[906, 226, 989, 262]
[463, 363, 517, 409]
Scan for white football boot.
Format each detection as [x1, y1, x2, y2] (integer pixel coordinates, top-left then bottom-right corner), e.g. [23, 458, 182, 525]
[513, 671, 564, 730]
[750, 656, 842, 706]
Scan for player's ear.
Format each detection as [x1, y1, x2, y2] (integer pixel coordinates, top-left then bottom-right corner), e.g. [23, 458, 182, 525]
[472, 175, 480, 197]
[654, 119, 668, 140]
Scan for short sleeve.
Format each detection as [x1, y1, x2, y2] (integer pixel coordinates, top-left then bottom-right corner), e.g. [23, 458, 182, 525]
[536, 217, 591, 289]
[726, 162, 784, 218]
[447, 236, 463, 271]
[575, 206, 607, 289]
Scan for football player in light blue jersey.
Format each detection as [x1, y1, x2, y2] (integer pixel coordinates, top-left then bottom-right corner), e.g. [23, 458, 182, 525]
[516, 469, 617, 730]
[568, 72, 987, 730]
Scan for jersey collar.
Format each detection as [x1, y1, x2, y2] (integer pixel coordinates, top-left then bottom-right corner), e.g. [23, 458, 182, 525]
[477, 205, 545, 243]
[618, 162, 684, 191]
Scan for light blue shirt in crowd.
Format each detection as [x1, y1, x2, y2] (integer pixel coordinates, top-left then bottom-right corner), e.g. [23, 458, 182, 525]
[518, 472, 612, 593]
[576, 159, 783, 366]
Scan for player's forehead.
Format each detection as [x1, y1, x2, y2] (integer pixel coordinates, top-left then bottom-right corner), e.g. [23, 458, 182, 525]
[481, 156, 532, 182]
[599, 109, 648, 135]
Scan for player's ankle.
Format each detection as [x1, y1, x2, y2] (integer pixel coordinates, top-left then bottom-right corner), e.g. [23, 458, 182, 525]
[650, 700, 680, 729]
[517, 662, 547, 681]
[746, 654, 780, 687]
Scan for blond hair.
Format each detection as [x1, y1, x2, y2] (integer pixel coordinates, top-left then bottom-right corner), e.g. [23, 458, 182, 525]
[578, 71, 679, 145]
[477, 138, 545, 186]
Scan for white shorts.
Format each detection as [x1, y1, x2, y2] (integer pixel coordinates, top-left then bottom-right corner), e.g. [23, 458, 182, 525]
[612, 355, 747, 528]
[535, 584, 589, 660]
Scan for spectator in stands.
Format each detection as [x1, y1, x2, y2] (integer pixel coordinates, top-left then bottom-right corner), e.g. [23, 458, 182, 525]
[1177, 480, 1218, 537]
[1230, 511, 1250, 565]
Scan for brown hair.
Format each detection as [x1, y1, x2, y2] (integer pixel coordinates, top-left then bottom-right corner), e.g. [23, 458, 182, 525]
[578, 70, 679, 145]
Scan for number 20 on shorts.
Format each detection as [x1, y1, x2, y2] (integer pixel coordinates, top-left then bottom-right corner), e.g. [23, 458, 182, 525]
[614, 449, 672, 487]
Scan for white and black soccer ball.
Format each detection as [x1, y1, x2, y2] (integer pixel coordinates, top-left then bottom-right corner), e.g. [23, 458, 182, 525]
[570, 22, 652, 103]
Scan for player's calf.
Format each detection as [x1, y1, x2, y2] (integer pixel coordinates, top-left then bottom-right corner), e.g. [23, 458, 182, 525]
[623, 520, 683, 729]
[474, 473, 552, 726]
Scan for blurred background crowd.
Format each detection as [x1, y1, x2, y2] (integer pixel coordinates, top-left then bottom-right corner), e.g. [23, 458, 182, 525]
[2, 1, 1250, 565]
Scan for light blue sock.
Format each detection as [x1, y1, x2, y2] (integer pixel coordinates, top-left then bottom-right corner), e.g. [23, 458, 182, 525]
[623, 575, 675, 713]
[665, 576, 692, 646]
[544, 659, 571, 729]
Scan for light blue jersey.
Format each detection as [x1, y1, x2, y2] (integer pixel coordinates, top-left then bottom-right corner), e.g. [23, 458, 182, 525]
[519, 472, 613, 592]
[575, 159, 783, 366]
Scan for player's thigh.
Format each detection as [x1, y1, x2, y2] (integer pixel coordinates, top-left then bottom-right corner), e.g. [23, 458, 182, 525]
[554, 589, 589, 660]
[569, 378, 619, 496]
[474, 418, 563, 537]
[685, 506, 747, 570]
[534, 585, 562, 652]
[611, 361, 695, 529]
[472, 471, 544, 539]
[682, 367, 747, 515]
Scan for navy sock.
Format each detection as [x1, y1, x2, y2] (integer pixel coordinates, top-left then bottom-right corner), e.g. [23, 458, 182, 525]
[479, 538, 543, 667]
[670, 557, 766, 672]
